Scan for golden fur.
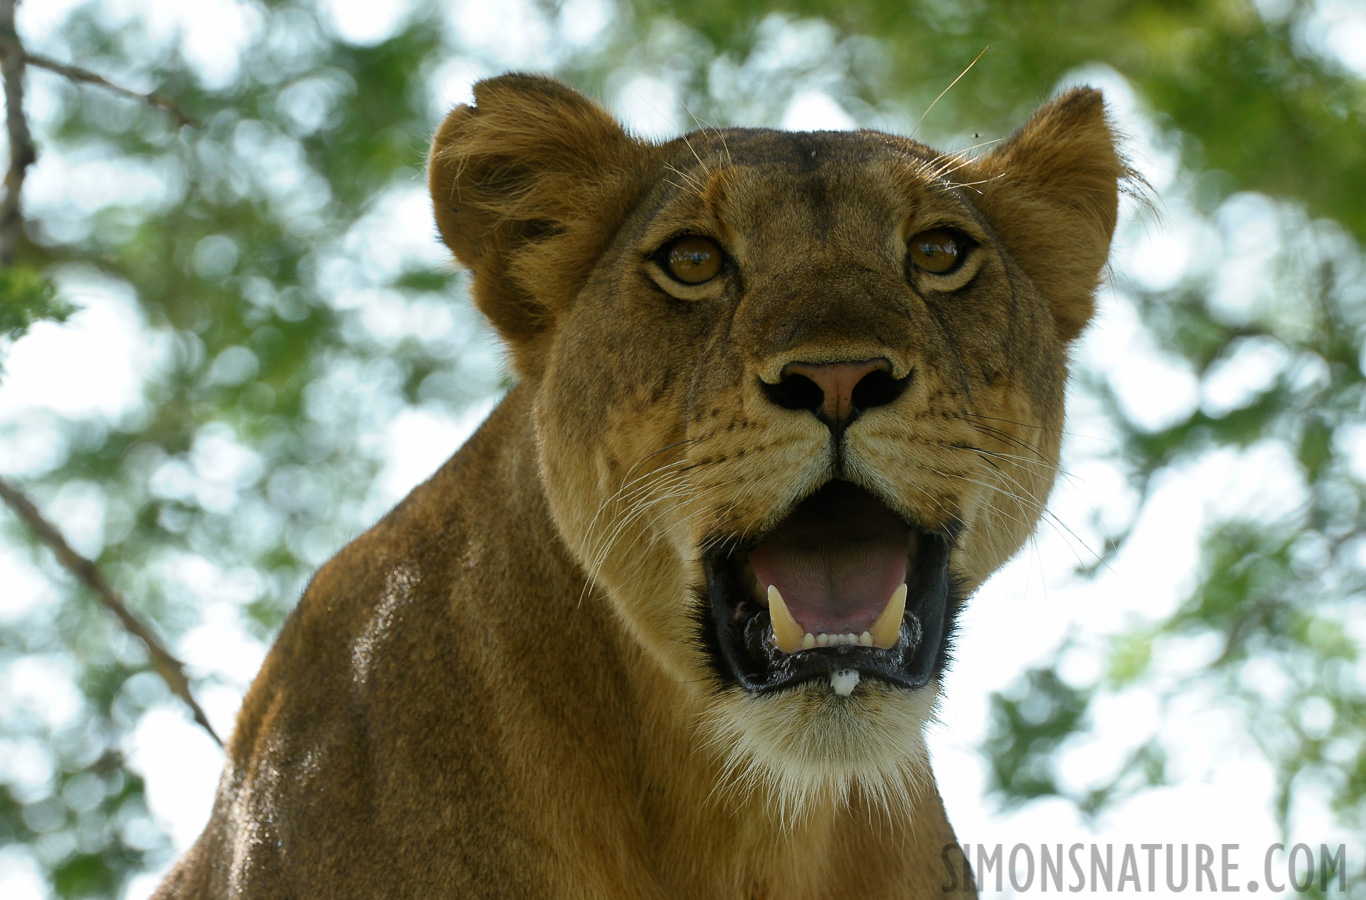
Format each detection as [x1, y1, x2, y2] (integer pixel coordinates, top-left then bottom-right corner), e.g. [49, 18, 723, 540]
[155, 74, 1123, 898]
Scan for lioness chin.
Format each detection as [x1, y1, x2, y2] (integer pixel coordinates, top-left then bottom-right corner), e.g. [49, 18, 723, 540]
[155, 73, 1123, 899]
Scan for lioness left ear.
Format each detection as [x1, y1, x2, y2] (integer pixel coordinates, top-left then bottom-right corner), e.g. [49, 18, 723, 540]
[428, 74, 652, 377]
[970, 88, 1125, 343]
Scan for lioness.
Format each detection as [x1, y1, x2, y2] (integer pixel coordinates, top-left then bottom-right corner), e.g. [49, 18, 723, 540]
[156, 73, 1122, 898]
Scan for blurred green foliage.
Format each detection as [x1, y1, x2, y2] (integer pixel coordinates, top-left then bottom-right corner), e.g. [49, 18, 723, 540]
[0, 266, 68, 347]
[1, 0, 1363, 896]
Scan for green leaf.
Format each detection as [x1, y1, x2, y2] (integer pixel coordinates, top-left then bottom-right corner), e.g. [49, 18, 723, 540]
[0, 266, 74, 341]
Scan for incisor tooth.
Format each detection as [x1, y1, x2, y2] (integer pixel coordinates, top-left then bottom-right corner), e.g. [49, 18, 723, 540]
[767, 585, 804, 654]
[830, 669, 859, 696]
[868, 583, 907, 649]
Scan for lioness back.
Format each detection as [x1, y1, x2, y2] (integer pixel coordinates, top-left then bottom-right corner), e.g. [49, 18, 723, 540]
[156, 74, 1122, 899]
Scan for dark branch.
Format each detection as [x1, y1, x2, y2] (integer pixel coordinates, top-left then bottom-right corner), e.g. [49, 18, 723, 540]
[0, 475, 224, 747]
[1, 1, 215, 744]
[0, 0, 36, 268]
[18, 50, 199, 129]
[0, 19, 197, 130]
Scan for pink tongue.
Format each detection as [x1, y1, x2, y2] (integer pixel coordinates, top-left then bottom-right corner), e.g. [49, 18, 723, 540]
[747, 483, 909, 636]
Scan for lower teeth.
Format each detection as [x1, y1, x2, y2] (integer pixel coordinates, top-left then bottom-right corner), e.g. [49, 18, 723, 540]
[829, 670, 859, 696]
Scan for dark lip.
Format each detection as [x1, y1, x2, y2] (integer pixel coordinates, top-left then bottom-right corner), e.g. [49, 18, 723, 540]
[697, 484, 961, 695]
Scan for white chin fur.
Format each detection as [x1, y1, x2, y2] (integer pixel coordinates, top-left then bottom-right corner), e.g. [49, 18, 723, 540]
[698, 677, 940, 826]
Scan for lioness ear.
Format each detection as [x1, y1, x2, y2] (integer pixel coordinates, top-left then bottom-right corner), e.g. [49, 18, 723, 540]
[428, 74, 650, 373]
[971, 88, 1125, 343]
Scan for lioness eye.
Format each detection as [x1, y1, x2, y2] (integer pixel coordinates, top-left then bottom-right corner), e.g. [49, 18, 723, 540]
[907, 229, 965, 275]
[662, 236, 723, 284]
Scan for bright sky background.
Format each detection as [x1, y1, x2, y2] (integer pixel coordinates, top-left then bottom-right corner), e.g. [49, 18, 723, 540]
[2, 1, 1363, 898]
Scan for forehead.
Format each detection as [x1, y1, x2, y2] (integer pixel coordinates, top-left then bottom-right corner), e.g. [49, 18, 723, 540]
[647, 128, 965, 243]
[676, 126, 932, 169]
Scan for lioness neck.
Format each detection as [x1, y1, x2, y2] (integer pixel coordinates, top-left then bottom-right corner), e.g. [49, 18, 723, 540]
[447, 388, 965, 897]
[175, 385, 968, 899]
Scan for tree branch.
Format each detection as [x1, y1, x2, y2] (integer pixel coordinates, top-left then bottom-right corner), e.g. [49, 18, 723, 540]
[0, 475, 224, 747]
[18, 50, 198, 129]
[0, 6, 197, 131]
[1, 0, 217, 746]
[0, 0, 36, 268]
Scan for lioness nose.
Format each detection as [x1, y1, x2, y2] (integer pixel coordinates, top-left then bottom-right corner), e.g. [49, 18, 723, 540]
[762, 358, 907, 430]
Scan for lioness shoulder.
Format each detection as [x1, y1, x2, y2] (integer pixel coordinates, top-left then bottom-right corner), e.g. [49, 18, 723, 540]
[156, 73, 1122, 899]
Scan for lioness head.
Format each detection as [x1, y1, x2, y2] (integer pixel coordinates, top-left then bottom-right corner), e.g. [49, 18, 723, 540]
[429, 75, 1121, 818]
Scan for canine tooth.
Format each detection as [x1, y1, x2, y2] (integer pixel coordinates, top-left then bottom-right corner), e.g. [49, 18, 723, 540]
[801, 633, 816, 650]
[859, 631, 873, 647]
[868, 583, 907, 649]
[766, 585, 804, 654]
[816, 633, 830, 647]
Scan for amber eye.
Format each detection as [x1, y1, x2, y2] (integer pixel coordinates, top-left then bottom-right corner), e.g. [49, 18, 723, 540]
[661, 235, 724, 284]
[907, 228, 966, 275]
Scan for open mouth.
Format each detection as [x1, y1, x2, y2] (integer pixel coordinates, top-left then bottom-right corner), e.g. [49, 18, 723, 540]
[700, 481, 959, 696]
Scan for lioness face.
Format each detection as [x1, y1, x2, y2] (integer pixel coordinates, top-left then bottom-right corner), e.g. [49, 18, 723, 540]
[431, 76, 1121, 817]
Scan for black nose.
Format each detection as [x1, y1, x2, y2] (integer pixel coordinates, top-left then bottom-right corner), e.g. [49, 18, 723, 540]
[760, 358, 908, 430]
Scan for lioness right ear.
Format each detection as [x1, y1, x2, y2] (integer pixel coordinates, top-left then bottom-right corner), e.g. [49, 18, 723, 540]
[970, 88, 1127, 343]
[429, 74, 650, 373]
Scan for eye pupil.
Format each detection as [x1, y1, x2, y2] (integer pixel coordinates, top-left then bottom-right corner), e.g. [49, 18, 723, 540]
[665, 236, 723, 284]
[908, 229, 963, 274]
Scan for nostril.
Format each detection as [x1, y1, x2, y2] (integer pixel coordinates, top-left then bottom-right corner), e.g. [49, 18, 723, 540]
[851, 366, 907, 411]
[760, 372, 825, 416]
[760, 358, 908, 429]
